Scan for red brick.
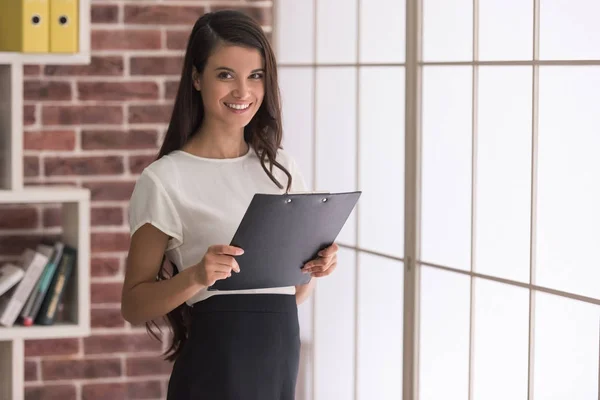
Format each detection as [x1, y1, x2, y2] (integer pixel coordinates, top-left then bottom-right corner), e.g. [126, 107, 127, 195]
[24, 360, 38, 381]
[0, 206, 38, 229]
[42, 105, 123, 125]
[24, 81, 71, 101]
[92, 207, 123, 226]
[212, 5, 272, 26]
[129, 104, 172, 124]
[127, 380, 163, 399]
[24, 65, 41, 76]
[129, 154, 155, 174]
[92, 4, 119, 23]
[24, 156, 40, 177]
[24, 384, 76, 400]
[81, 129, 158, 150]
[82, 181, 136, 201]
[42, 358, 121, 380]
[92, 30, 161, 50]
[0, 235, 57, 256]
[25, 338, 80, 357]
[78, 82, 159, 101]
[124, 5, 205, 25]
[91, 257, 120, 277]
[91, 282, 123, 304]
[126, 356, 172, 376]
[130, 56, 183, 76]
[91, 307, 126, 328]
[82, 383, 126, 400]
[24, 105, 36, 125]
[84, 333, 162, 355]
[45, 56, 124, 76]
[92, 232, 130, 253]
[24, 130, 76, 151]
[45, 156, 124, 176]
[164, 80, 179, 100]
[166, 30, 188, 50]
[42, 207, 61, 227]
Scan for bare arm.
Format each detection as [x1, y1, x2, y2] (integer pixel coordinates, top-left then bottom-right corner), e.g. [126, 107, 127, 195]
[121, 223, 243, 325]
[295, 243, 340, 304]
[295, 279, 316, 305]
[121, 224, 204, 325]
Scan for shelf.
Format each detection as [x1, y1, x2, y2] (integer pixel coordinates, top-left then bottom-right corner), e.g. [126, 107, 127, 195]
[0, 52, 91, 66]
[0, 323, 90, 341]
[0, 187, 90, 204]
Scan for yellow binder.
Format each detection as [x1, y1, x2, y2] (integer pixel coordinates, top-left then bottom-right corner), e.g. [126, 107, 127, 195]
[0, 0, 50, 53]
[49, 0, 78, 53]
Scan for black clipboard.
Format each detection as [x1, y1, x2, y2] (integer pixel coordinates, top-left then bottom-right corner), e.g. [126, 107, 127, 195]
[208, 191, 361, 291]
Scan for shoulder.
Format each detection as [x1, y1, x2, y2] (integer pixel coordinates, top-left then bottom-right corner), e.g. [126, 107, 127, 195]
[137, 152, 179, 187]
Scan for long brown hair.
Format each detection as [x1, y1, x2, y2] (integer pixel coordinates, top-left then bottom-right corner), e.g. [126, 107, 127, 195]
[147, 10, 293, 362]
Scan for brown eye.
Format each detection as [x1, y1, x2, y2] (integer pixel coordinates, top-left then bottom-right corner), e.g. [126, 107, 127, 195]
[218, 72, 232, 79]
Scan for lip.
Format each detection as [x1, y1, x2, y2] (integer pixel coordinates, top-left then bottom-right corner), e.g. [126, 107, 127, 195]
[224, 101, 252, 114]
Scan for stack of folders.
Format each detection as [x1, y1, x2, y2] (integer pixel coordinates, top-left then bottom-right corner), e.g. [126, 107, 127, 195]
[0, 241, 77, 327]
[0, 0, 79, 53]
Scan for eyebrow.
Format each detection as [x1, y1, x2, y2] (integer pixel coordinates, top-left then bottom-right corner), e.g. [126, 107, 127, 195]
[215, 67, 265, 73]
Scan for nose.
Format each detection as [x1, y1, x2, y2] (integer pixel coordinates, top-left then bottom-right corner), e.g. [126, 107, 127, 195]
[232, 80, 250, 100]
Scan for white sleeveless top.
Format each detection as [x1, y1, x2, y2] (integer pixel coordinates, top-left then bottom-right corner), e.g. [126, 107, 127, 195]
[127, 147, 307, 305]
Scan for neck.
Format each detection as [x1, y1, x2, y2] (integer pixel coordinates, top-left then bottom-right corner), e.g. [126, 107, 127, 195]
[187, 119, 249, 159]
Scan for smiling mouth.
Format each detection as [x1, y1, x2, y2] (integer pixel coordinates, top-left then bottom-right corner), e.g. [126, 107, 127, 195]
[224, 102, 251, 110]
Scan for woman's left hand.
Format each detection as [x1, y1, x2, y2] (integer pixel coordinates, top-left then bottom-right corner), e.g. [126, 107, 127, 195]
[302, 243, 339, 278]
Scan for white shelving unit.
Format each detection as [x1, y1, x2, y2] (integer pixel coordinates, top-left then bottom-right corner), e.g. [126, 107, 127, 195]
[0, 2, 91, 399]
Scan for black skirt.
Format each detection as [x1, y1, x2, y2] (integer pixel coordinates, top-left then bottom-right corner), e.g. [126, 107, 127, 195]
[166, 294, 301, 400]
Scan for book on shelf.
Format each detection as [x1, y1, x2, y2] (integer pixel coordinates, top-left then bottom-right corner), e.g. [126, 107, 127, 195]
[0, 239, 77, 327]
[0, 263, 25, 297]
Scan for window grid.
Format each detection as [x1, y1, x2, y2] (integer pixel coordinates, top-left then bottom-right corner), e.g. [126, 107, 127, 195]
[275, 0, 600, 399]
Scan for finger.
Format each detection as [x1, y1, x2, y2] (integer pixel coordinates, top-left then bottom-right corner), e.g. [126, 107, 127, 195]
[312, 262, 337, 277]
[209, 264, 235, 274]
[210, 245, 244, 256]
[212, 271, 232, 281]
[213, 255, 241, 273]
[302, 258, 328, 274]
[317, 243, 339, 258]
[303, 253, 337, 273]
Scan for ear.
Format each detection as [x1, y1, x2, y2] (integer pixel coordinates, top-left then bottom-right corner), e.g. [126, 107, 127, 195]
[191, 66, 202, 92]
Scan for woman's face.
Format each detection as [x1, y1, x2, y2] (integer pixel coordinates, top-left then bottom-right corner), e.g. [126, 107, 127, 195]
[193, 44, 265, 130]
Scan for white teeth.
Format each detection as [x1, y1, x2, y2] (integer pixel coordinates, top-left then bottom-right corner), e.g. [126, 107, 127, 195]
[225, 103, 250, 110]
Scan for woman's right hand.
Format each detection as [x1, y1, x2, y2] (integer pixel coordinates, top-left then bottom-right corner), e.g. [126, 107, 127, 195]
[195, 245, 244, 287]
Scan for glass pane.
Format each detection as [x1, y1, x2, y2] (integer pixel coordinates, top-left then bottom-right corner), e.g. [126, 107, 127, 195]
[275, 0, 314, 63]
[357, 252, 403, 400]
[422, 67, 472, 270]
[476, 67, 532, 283]
[316, 0, 357, 63]
[419, 266, 470, 400]
[423, 0, 473, 61]
[279, 67, 315, 190]
[479, 0, 533, 60]
[472, 279, 529, 400]
[359, 0, 405, 63]
[314, 247, 356, 400]
[315, 67, 357, 246]
[537, 67, 600, 299]
[533, 292, 600, 399]
[358, 67, 404, 258]
[540, 0, 600, 60]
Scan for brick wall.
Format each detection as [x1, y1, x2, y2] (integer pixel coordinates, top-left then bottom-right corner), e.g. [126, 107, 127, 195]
[3, 1, 273, 399]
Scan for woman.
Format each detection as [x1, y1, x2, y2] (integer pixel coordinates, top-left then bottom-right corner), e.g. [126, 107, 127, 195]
[121, 10, 339, 399]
